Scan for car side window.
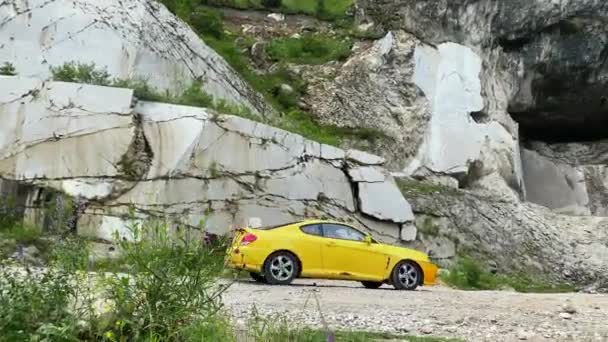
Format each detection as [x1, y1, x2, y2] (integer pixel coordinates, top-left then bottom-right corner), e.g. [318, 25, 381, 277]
[300, 224, 322, 236]
[322, 224, 366, 242]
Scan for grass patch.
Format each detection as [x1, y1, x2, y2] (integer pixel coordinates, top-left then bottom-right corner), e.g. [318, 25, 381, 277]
[267, 34, 353, 65]
[198, 20, 383, 146]
[1, 223, 42, 245]
[418, 217, 440, 237]
[0, 62, 17, 76]
[199, 0, 353, 20]
[442, 256, 576, 293]
[51, 61, 256, 119]
[397, 179, 461, 197]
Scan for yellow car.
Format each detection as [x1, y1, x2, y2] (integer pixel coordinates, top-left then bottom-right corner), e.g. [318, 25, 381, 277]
[225, 219, 438, 290]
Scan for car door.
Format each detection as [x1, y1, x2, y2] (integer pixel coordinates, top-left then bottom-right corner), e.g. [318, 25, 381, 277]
[293, 224, 326, 277]
[320, 223, 388, 281]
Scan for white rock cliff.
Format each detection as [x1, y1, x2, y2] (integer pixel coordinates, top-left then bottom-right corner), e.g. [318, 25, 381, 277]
[0, 76, 414, 243]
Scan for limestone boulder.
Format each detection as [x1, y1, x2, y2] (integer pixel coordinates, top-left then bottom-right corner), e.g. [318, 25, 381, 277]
[0, 76, 135, 184]
[405, 42, 522, 193]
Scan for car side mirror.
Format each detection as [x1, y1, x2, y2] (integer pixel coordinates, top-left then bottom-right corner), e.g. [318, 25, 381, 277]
[364, 234, 373, 245]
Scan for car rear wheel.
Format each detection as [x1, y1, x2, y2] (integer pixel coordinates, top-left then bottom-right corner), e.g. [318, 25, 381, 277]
[392, 260, 421, 291]
[250, 272, 266, 283]
[263, 252, 299, 285]
[361, 281, 383, 289]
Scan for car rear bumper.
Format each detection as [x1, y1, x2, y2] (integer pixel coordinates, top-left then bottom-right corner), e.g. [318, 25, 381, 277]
[225, 246, 265, 273]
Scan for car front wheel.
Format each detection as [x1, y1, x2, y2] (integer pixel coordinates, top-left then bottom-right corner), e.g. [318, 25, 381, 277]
[392, 260, 421, 291]
[263, 252, 299, 285]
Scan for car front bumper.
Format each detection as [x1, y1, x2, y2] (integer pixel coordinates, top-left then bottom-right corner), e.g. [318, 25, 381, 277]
[419, 260, 439, 286]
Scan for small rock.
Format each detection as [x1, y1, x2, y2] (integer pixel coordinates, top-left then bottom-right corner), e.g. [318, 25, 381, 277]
[266, 13, 285, 22]
[291, 33, 301, 39]
[11, 245, 41, 265]
[420, 326, 433, 335]
[517, 330, 535, 340]
[357, 22, 374, 32]
[250, 42, 269, 68]
[559, 312, 572, 320]
[279, 83, 294, 94]
[561, 302, 577, 314]
[400, 223, 417, 242]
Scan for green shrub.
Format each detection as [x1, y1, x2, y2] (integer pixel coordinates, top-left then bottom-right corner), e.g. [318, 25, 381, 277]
[50, 62, 111, 85]
[190, 7, 225, 39]
[0, 216, 233, 341]
[176, 82, 215, 107]
[1, 223, 43, 245]
[0, 266, 80, 341]
[159, 0, 196, 18]
[262, 0, 281, 8]
[98, 218, 228, 340]
[441, 256, 576, 293]
[0, 62, 17, 76]
[267, 34, 353, 65]
[112, 78, 171, 102]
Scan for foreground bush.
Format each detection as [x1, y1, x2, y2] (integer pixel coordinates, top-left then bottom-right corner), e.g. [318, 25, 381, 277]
[0, 218, 230, 341]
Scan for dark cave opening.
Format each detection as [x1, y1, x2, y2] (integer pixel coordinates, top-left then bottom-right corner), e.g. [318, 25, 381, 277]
[509, 69, 608, 143]
[511, 110, 608, 144]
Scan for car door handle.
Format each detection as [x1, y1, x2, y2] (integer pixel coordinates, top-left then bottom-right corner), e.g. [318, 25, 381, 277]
[326, 241, 337, 247]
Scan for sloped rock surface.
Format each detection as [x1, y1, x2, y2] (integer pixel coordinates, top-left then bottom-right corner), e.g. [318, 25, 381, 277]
[0, 76, 414, 243]
[408, 189, 608, 291]
[304, 31, 431, 170]
[0, 0, 272, 116]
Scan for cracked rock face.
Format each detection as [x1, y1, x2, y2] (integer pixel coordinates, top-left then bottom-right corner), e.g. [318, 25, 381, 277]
[0, 0, 272, 116]
[0, 76, 414, 244]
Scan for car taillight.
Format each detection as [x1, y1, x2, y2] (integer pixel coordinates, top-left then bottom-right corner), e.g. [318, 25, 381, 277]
[240, 233, 257, 246]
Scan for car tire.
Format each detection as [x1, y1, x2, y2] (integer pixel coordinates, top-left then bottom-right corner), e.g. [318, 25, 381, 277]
[250, 272, 266, 283]
[263, 251, 299, 285]
[361, 281, 383, 289]
[392, 260, 421, 291]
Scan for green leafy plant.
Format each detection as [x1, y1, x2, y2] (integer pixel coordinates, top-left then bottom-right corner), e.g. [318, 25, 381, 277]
[0, 62, 17, 76]
[50, 62, 111, 85]
[190, 7, 225, 39]
[267, 34, 353, 65]
[0, 265, 81, 341]
[97, 217, 230, 340]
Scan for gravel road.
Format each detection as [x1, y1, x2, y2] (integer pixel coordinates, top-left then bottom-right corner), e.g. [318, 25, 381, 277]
[223, 279, 608, 342]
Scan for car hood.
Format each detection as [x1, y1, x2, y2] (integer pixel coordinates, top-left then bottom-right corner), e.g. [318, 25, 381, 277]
[376, 243, 430, 262]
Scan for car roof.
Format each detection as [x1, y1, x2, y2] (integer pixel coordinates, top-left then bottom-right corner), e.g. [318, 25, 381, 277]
[259, 219, 353, 230]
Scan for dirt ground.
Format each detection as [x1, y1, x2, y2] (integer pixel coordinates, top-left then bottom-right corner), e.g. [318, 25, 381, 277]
[223, 279, 608, 342]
